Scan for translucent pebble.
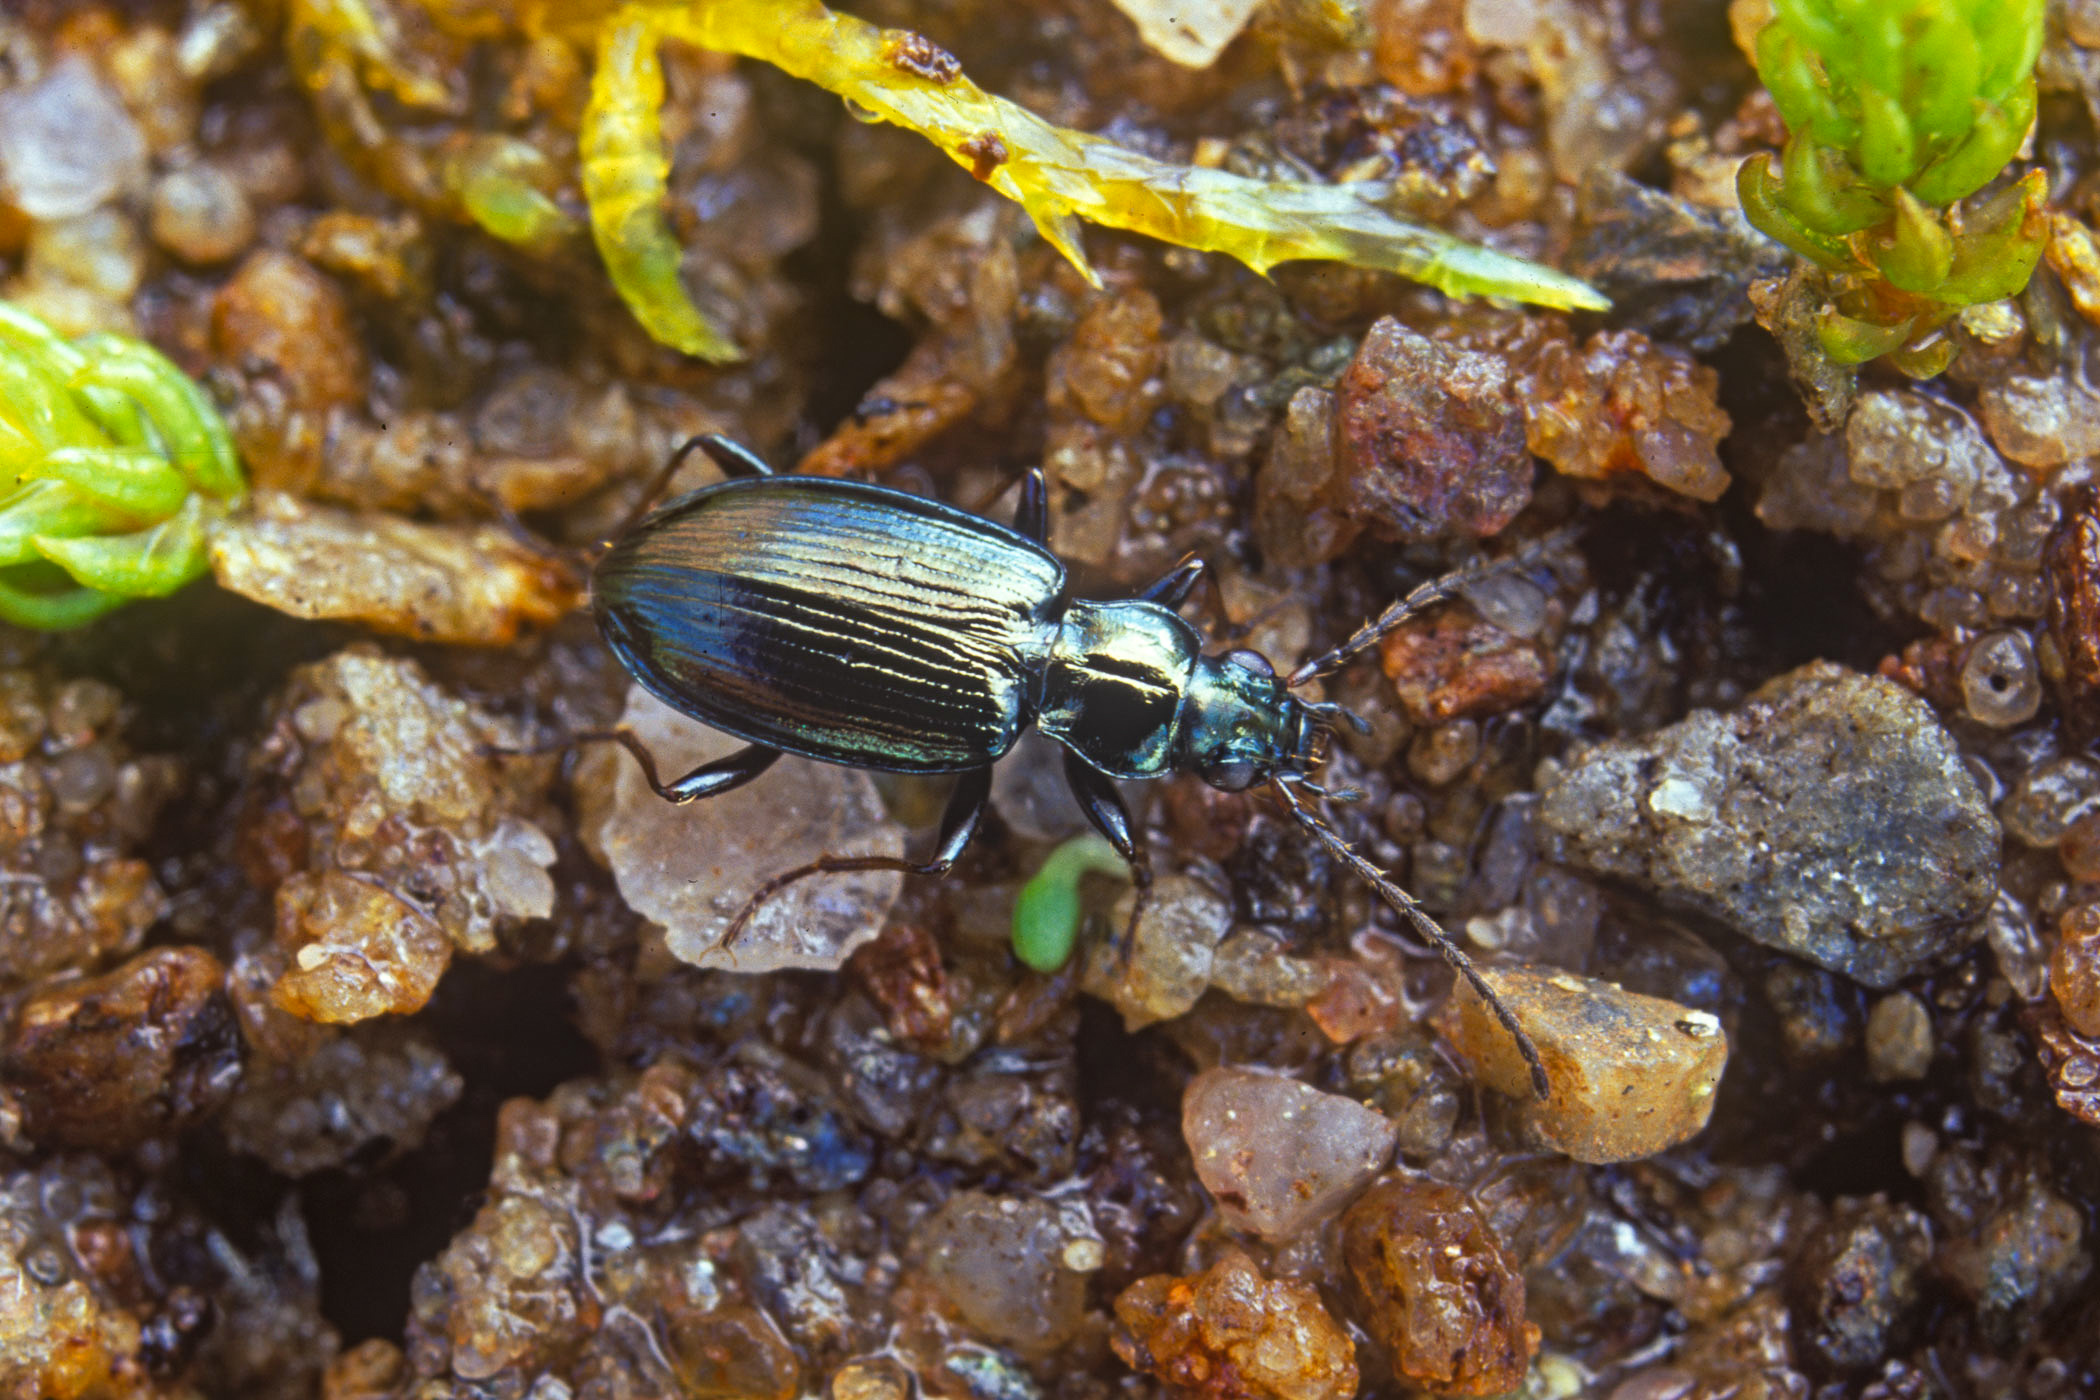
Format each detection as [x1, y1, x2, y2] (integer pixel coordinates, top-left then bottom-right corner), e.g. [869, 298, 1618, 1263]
[1208, 927, 1325, 1007]
[917, 1192, 1087, 1356]
[149, 163, 255, 265]
[1984, 890, 2048, 1002]
[579, 687, 904, 973]
[1163, 333, 1241, 408]
[1107, 0, 1266, 67]
[26, 208, 146, 301]
[1181, 1067, 1398, 1241]
[1978, 371, 2100, 470]
[1845, 390, 1987, 498]
[2060, 810, 2100, 883]
[2001, 756, 2100, 848]
[1865, 992, 1934, 1081]
[1082, 874, 1231, 1029]
[1961, 631, 2042, 728]
[0, 57, 149, 219]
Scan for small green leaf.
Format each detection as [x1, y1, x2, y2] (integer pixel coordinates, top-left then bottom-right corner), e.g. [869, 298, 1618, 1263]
[1857, 83, 1920, 187]
[1758, 24, 1847, 143]
[1907, 85, 2032, 206]
[1781, 132, 1885, 235]
[34, 495, 213, 598]
[1869, 187, 1956, 293]
[31, 448, 192, 523]
[1936, 168, 2048, 305]
[1907, 9, 1982, 153]
[1739, 153, 1858, 270]
[0, 571, 129, 631]
[1817, 306, 1915, 364]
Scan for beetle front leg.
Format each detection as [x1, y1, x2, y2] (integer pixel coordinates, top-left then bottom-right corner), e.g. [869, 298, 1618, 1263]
[711, 766, 993, 955]
[1060, 751, 1152, 960]
[1135, 553, 1205, 609]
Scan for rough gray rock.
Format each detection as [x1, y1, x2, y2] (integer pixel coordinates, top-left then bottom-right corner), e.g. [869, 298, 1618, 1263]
[1536, 661, 1999, 986]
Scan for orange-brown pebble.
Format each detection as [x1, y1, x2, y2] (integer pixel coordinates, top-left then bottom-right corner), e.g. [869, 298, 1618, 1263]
[1379, 610, 1550, 725]
[2045, 485, 2100, 736]
[3, 945, 239, 1151]
[211, 248, 364, 412]
[2030, 999, 2100, 1127]
[1519, 325, 1732, 501]
[1111, 1249, 1359, 1400]
[847, 918, 954, 1052]
[270, 870, 453, 1022]
[1439, 963, 1727, 1163]
[209, 491, 581, 646]
[211, 248, 366, 490]
[2051, 903, 2100, 1040]
[1049, 289, 1165, 433]
[1341, 1177, 1538, 1396]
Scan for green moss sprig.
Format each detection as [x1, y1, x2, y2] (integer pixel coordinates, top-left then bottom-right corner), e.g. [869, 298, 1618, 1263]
[0, 304, 245, 629]
[1738, 0, 2046, 377]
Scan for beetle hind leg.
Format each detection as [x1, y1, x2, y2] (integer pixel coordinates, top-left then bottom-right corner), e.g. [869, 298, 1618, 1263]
[484, 728, 781, 803]
[710, 766, 993, 955]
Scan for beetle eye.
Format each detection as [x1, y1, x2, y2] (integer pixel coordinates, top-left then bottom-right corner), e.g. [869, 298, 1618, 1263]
[1224, 648, 1275, 677]
[1203, 758, 1261, 791]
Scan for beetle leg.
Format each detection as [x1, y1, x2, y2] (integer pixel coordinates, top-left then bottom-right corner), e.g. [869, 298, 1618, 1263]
[1014, 466, 1048, 543]
[601, 433, 774, 552]
[1060, 750, 1152, 962]
[636, 737, 783, 803]
[711, 767, 993, 954]
[693, 433, 775, 479]
[1134, 553, 1205, 609]
[484, 728, 781, 803]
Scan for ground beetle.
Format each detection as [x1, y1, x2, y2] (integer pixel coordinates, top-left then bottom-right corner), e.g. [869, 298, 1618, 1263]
[590, 434, 1549, 1096]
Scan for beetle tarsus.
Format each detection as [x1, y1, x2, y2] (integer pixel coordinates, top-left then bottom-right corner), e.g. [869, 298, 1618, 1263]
[1273, 777, 1551, 1100]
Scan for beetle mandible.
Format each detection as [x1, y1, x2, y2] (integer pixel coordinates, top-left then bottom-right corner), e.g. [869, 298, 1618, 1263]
[590, 434, 1549, 1097]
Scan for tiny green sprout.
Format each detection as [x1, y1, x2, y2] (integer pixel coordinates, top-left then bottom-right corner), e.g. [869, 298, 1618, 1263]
[1740, 0, 2046, 378]
[0, 302, 246, 628]
[1012, 832, 1128, 973]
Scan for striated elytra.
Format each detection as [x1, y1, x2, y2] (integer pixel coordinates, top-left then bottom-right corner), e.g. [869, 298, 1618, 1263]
[591, 434, 1550, 1097]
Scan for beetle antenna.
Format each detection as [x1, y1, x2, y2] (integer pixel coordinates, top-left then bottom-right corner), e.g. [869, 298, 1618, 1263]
[1271, 777, 1550, 1100]
[1286, 525, 1578, 689]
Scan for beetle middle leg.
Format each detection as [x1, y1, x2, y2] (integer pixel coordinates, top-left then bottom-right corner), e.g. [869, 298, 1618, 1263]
[1060, 750, 1152, 960]
[710, 766, 994, 955]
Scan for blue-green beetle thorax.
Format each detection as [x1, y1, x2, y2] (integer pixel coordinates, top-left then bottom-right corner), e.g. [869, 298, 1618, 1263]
[1034, 599, 1312, 786]
[1035, 599, 1194, 777]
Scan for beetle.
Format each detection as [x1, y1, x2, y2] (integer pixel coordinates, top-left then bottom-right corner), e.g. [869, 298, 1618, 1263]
[590, 434, 1548, 1097]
